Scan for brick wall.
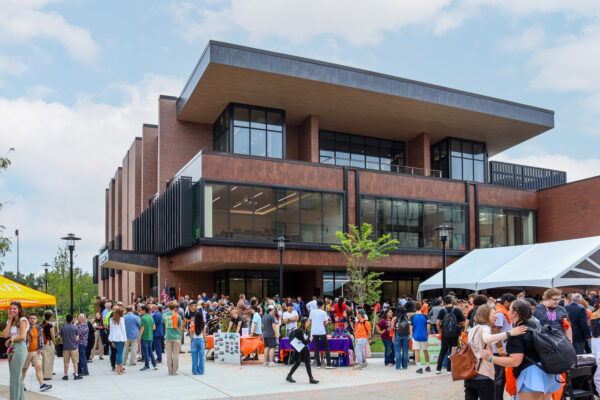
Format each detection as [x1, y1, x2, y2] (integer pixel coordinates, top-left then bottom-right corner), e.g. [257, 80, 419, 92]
[141, 125, 158, 210]
[157, 97, 212, 194]
[537, 176, 600, 242]
[478, 184, 537, 209]
[298, 115, 319, 162]
[406, 132, 431, 173]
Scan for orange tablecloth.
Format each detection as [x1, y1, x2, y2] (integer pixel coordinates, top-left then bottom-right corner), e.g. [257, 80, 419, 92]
[205, 335, 263, 356]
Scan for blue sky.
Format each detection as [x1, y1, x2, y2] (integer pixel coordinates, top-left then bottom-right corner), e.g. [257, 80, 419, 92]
[1, 0, 600, 276]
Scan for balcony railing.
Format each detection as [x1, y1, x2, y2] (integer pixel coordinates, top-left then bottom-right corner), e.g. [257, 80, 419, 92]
[489, 161, 566, 190]
[319, 156, 443, 178]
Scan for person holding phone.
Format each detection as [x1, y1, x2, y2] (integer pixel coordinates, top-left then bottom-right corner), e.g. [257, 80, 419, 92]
[3, 301, 29, 400]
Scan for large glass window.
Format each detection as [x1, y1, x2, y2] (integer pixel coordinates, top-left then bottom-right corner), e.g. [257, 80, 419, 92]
[319, 131, 405, 171]
[323, 272, 351, 298]
[204, 182, 343, 243]
[214, 104, 285, 159]
[431, 138, 487, 182]
[360, 196, 465, 250]
[479, 206, 536, 247]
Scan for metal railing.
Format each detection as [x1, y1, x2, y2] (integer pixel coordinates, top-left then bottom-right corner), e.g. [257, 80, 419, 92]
[319, 157, 443, 178]
[489, 161, 566, 191]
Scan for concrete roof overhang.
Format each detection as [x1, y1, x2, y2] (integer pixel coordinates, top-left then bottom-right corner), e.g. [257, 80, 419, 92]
[176, 41, 554, 157]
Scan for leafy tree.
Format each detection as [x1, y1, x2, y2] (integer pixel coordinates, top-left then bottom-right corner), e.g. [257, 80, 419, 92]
[331, 223, 398, 306]
[46, 246, 97, 315]
[0, 148, 14, 272]
[3, 271, 44, 290]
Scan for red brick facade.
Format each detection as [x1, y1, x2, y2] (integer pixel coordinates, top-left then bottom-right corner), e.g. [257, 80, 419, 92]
[97, 95, 600, 302]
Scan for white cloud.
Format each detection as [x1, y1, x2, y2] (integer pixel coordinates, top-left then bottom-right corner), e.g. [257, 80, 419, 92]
[0, 74, 183, 272]
[0, 52, 28, 77]
[0, 0, 99, 63]
[25, 84, 54, 99]
[492, 153, 600, 183]
[528, 25, 600, 92]
[502, 25, 545, 53]
[174, 0, 454, 46]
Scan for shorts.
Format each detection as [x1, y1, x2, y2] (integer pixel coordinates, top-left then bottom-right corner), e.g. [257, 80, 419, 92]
[516, 364, 562, 394]
[412, 340, 429, 350]
[263, 336, 277, 348]
[63, 349, 79, 365]
[24, 351, 42, 367]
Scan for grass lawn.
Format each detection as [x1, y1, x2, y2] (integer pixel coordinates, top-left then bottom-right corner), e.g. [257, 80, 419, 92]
[369, 337, 385, 352]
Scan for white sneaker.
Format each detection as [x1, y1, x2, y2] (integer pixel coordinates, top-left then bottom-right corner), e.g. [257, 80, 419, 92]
[435, 370, 442, 375]
[263, 362, 269, 366]
[268, 362, 277, 367]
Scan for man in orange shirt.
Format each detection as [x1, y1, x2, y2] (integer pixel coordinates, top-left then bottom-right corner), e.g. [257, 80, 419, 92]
[22, 313, 52, 392]
[353, 309, 372, 370]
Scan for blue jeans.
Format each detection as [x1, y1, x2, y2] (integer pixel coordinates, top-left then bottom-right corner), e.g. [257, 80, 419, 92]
[153, 336, 162, 362]
[382, 338, 395, 365]
[78, 344, 88, 374]
[141, 340, 156, 368]
[114, 341, 124, 365]
[394, 336, 410, 369]
[190, 338, 205, 375]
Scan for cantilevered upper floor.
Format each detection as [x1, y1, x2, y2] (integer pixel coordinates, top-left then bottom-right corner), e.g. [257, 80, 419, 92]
[177, 41, 554, 158]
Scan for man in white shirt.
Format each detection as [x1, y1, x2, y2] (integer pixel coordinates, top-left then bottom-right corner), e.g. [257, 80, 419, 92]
[283, 303, 299, 338]
[306, 300, 334, 369]
[306, 297, 318, 313]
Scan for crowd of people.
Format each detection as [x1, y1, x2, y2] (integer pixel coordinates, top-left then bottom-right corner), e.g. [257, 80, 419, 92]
[3, 287, 598, 399]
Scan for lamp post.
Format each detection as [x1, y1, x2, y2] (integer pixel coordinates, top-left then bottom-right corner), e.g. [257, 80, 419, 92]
[61, 233, 81, 315]
[15, 229, 19, 282]
[273, 236, 288, 299]
[434, 223, 454, 298]
[42, 262, 50, 293]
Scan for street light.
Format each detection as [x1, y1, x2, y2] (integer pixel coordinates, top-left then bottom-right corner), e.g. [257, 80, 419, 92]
[273, 236, 288, 299]
[41, 262, 50, 293]
[61, 233, 81, 315]
[434, 223, 454, 298]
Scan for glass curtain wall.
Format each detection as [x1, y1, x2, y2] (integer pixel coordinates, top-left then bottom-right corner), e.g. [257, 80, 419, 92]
[203, 182, 343, 243]
[214, 104, 285, 159]
[323, 272, 351, 298]
[214, 270, 279, 299]
[319, 131, 405, 171]
[360, 196, 466, 250]
[479, 206, 536, 247]
[431, 138, 487, 182]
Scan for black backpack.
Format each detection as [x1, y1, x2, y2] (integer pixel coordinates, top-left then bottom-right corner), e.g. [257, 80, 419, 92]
[395, 314, 410, 337]
[527, 325, 577, 374]
[441, 307, 460, 338]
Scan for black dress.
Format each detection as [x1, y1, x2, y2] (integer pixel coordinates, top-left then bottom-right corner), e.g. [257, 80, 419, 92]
[287, 328, 314, 380]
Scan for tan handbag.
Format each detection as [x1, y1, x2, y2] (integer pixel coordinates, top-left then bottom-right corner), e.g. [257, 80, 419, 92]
[448, 337, 478, 381]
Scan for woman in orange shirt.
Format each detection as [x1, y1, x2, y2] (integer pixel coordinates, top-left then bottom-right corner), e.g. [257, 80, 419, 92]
[353, 309, 372, 370]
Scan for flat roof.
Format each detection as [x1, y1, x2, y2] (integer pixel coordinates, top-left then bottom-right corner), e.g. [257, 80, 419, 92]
[176, 41, 554, 156]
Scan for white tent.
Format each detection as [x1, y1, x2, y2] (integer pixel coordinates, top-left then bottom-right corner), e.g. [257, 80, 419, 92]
[418, 236, 600, 293]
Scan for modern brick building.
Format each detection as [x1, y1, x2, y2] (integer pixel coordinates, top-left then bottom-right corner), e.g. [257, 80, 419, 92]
[93, 41, 600, 303]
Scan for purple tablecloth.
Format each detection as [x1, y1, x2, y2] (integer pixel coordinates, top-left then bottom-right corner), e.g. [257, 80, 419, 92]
[279, 337, 354, 366]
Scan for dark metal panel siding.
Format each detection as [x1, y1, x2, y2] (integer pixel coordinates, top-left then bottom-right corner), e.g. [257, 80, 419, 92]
[92, 255, 98, 284]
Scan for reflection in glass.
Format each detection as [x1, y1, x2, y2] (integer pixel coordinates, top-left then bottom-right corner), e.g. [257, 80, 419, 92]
[253, 187, 276, 240]
[277, 189, 300, 241]
[250, 129, 266, 156]
[522, 211, 535, 245]
[423, 203, 438, 248]
[230, 186, 253, 240]
[204, 184, 228, 239]
[492, 209, 507, 247]
[301, 192, 322, 243]
[233, 127, 249, 155]
[323, 193, 343, 243]
[267, 131, 283, 158]
[360, 197, 376, 240]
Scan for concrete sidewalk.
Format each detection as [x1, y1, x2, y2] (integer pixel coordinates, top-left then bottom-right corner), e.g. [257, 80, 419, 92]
[0, 338, 462, 400]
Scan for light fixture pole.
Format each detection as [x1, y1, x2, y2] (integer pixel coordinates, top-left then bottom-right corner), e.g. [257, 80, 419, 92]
[42, 262, 50, 293]
[273, 236, 288, 299]
[61, 233, 81, 315]
[434, 223, 454, 298]
[15, 229, 19, 282]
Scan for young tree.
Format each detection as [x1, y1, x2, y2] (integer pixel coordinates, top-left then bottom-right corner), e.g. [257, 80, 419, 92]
[0, 148, 14, 272]
[331, 223, 398, 306]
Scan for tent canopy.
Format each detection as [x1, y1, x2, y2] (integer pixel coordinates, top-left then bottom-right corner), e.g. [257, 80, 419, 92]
[0, 275, 57, 309]
[418, 236, 600, 293]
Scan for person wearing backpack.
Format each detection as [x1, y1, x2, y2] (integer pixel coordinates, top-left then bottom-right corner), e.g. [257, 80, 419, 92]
[375, 309, 395, 366]
[410, 302, 431, 374]
[467, 304, 527, 399]
[482, 300, 563, 399]
[435, 296, 465, 375]
[391, 305, 411, 370]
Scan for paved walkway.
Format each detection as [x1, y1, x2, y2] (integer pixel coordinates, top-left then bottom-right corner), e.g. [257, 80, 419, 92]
[0, 337, 464, 400]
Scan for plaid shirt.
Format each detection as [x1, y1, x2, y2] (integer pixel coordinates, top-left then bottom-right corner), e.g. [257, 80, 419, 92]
[25, 325, 44, 353]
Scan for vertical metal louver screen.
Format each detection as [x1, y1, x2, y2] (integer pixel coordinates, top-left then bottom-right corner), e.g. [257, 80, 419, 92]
[489, 161, 566, 190]
[132, 176, 193, 255]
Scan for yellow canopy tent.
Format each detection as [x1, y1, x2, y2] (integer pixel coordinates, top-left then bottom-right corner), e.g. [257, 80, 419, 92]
[0, 275, 56, 309]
